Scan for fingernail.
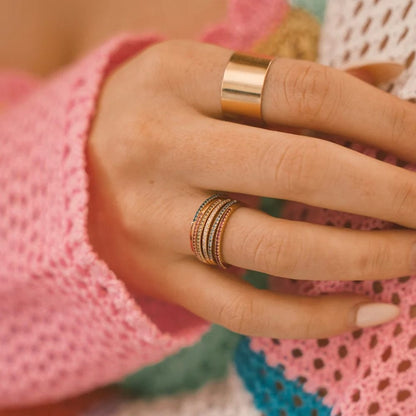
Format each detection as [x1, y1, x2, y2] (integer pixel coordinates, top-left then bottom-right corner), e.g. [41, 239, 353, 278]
[342, 61, 405, 84]
[355, 302, 400, 328]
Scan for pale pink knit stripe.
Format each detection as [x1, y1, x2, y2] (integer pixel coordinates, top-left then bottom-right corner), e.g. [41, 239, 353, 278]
[0, 0, 290, 407]
[200, 0, 290, 50]
[0, 35, 210, 407]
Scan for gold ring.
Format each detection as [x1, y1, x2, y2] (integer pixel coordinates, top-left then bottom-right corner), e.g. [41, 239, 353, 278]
[221, 51, 274, 123]
[190, 194, 243, 269]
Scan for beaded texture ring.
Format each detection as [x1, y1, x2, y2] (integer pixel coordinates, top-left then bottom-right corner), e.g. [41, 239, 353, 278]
[190, 194, 243, 269]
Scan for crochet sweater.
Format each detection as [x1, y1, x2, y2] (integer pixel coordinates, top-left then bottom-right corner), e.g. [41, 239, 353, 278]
[1, 0, 415, 415]
[0, 0, 289, 407]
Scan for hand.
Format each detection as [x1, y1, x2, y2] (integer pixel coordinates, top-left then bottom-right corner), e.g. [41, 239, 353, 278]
[86, 39, 416, 339]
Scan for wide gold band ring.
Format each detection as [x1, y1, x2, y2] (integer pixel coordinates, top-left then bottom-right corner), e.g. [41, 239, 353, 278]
[221, 51, 274, 123]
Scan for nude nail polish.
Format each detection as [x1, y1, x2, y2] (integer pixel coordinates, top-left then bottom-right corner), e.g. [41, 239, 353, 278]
[355, 303, 400, 328]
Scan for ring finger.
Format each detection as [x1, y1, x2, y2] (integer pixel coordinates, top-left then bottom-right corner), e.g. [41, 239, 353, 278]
[175, 194, 416, 282]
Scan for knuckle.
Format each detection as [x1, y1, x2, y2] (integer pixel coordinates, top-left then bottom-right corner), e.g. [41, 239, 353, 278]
[357, 241, 391, 278]
[138, 39, 201, 94]
[392, 178, 416, 218]
[133, 42, 169, 85]
[241, 220, 299, 276]
[136, 39, 185, 85]
[387, 104, 410, 146]
[281, 62, 340, 122]
[217, 292, 254, 334]
[301, 308, 317, 339]
[118, 193, 151, 241]
[263, 140, 325, 198]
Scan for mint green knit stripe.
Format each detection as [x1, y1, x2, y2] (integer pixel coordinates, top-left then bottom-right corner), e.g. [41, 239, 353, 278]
[119, 325, 241, 398]
[290, 0, 327, 21]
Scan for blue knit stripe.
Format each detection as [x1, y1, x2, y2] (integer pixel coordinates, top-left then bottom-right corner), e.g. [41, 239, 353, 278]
[235, 338, 332, 416]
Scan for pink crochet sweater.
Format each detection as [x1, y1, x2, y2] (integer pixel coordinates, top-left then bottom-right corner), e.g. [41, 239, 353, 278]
[2, 0, 416, 413]
[0, 0, 289, 407]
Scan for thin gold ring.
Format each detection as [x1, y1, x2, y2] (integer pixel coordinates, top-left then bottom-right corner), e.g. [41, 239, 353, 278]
[190, 194, 243, 268]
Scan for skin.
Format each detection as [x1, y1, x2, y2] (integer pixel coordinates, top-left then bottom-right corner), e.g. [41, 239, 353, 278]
[1, 2, 414, 339]
[0, 0, 227, 75]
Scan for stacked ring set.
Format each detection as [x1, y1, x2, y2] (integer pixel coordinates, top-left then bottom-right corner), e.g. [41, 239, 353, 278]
[190, 194, 243, 269]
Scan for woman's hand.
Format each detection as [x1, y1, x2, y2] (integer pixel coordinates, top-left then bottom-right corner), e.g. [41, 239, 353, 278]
[87, 39, 416, 339]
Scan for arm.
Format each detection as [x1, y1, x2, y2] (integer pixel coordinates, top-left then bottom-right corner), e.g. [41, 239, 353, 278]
[0, 34, 208, 408]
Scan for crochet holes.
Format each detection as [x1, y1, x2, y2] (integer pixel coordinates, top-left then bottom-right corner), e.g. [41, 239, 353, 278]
[381, 346, 392, 362]
[409, 335, 416, 349]
[397, 359, 411, 372]
[361, 17, 372, 34]
[354, 1, 363, 16]
[344, 28, 352, 42]
[369, 334, 378, 349]
[297, 376, 307, 385]
[402, 0, 413, 19]
[379, 35, 389, 51]
[313, 358, 325, 370]
[391, 292, 401, 305]
[338, 345, 348, 358]
[368, 402, 380, 414]
[372, 281, 383, 293]
[292, 395, 302, 407]
[377, 378, 390, 391]
[398, 27, 409, 44]
[275, 381, 284, 391]
[397, 389, 411, 402]
[317, 388, 327, 398]
[352, 329, 363, 339]
[317, 338, 329, 347]
[360, 42, 370, 57]
[343, 50, 351, 63]
[410, 304, 416, 318]
[405, 51, 415, 68]
[393, 323, 403, 336]
[291, 348, 303, 358]
[382, 9, 392, 26]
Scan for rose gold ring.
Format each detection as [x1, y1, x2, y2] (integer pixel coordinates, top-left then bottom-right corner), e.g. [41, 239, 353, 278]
[190, 194, 243, 269]
[221, 51, 274, 123]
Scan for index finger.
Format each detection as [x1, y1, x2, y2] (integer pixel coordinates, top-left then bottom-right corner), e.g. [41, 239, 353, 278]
[161, 40, 416, 164]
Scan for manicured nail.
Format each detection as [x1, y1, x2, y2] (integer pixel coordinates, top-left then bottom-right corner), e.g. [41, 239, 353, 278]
[355, 302, 400, 328]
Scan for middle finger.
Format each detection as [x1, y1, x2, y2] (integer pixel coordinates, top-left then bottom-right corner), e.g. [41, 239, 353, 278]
[175, 116, 416, 229]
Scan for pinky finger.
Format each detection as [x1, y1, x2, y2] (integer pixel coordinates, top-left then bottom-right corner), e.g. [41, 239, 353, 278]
[165, 258, 400, 339]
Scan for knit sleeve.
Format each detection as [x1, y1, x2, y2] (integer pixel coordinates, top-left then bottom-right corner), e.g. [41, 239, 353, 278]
[0, 34, 209, 408]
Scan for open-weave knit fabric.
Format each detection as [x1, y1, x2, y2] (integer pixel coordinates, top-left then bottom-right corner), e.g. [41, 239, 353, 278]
[116, 367, 261, 416]
[249, 1, 416, 415]
[2, 0, 415, 413]
[0, 0, 290, 408]
[320, 0, 416, 100]
[0, 34, 212, 407]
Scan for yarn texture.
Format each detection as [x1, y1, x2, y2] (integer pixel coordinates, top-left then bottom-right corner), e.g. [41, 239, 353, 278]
[250, 1, 416, 415]
[1, 0, 415, 414]
[0, 0, 289, 407]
